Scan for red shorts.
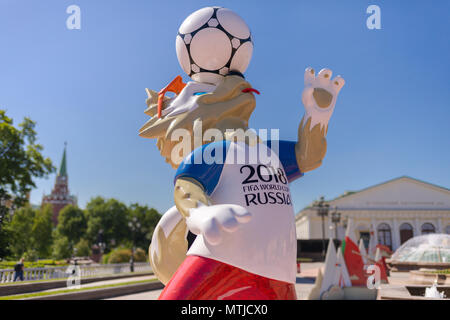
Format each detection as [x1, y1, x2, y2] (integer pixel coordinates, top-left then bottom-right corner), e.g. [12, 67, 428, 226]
[158, 255, 297, 300]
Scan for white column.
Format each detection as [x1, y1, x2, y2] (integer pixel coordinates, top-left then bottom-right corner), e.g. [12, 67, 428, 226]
[392, 217, 400, 251]
[327, 215, 333, 239]
[436, 218, 442, 233]
[371, 217, 378, 244]
[414, 217, 420, 236]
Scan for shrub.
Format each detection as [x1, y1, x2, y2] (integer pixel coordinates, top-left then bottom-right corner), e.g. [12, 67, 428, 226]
[23, 249, 38, 262]
[102, 251, 111, 264]
[107, 247, 147, 264]
[427, 269, 450, 275]
[134, 248, 147, 262]
[107, 248, 131, 264]
[74, 239, 91, 257]
[0, 259, 69, 269]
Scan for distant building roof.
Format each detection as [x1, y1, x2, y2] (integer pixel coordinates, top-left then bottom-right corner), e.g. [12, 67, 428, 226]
[296, 176, 450, 217]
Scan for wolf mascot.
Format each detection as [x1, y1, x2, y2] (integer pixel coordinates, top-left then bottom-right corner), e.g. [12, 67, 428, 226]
[139, 7, 345, 300]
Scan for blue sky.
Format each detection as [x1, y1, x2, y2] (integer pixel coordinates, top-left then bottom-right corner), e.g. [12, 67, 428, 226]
[1, 0, 449, 214]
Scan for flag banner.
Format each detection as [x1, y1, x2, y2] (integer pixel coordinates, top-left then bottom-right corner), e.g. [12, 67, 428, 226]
[359, 238, 368, 265]
[335, 247, 352, 287]
[342, 236, 367, 286]
[319, 239, 338, 297]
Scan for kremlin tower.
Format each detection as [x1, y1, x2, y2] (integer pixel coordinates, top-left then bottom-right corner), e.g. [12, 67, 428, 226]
[42, 143, 77, 226]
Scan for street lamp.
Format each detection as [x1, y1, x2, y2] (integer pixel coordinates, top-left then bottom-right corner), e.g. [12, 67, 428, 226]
[97, 229, 106, 262]
[313, 196, 330, 260]
[342, 216, 349, 230]
[331, 207, 341, 240]
[128, 217, 141, 273]
[73, 247, 78, 266]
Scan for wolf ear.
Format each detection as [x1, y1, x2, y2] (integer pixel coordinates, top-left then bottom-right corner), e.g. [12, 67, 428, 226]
[145, 88, 173, 117]
[145, 88, 159, 106]
[144, 89, 159, 117]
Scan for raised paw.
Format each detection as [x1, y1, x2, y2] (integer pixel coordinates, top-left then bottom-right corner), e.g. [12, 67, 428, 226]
[301, 67, 345, 129]
[303, 67, 345, 110]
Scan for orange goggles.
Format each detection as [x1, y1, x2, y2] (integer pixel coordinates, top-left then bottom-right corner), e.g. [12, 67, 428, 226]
[157, 75, 187, 118]
[157, 75, 260, 118]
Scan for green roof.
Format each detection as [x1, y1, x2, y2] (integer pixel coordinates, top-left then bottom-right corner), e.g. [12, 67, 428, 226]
[58, 144, 67, 177]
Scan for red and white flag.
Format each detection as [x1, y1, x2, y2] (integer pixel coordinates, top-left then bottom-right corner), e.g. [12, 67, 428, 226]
[320, 239, 338, 296]
[374, 247, 389, 283]
[341, 218, 367, 286]
[359, 238, 368, 265]
[334, 247, 352, 287]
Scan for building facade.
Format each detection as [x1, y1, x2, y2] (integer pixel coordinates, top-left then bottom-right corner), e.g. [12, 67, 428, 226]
[295, 176, 450, 251]
[42, 145, 77, 226]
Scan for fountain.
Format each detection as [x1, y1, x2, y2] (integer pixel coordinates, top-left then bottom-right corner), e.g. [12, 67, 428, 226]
[424, 279, 446, 299]
[387, 234, 450, 272]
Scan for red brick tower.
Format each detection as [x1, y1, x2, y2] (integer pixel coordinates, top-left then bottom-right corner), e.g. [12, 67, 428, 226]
[42, 143, 77, 226]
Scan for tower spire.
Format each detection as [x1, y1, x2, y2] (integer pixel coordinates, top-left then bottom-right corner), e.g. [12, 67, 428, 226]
[43, 141, 76, 226]
[58, 142, 67, 177]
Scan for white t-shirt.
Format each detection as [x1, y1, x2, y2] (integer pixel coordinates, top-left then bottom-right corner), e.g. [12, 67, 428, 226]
[175, 140, 302, 284]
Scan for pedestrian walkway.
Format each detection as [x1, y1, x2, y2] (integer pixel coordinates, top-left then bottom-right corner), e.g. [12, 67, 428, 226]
[40, 274, 158, 294]
[108, 288, 163, 300]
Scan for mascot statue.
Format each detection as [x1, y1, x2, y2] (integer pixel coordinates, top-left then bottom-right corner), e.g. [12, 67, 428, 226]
[139, 7, 345, 300]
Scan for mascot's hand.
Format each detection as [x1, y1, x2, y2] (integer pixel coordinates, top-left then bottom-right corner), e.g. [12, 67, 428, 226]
[301, 67, 345, 127]
[187, 204, 252, 245]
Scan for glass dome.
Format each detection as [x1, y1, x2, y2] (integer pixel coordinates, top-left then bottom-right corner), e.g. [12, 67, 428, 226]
[391, 234, 450, 263]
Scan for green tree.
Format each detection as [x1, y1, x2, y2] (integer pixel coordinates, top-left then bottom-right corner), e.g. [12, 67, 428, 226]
[31, 204, 54, 258]
[56, 205, 87, 245]
[0, 110, 54, 259]
[52, 236, 72, 260]
[0, 215, 12, 259]
[127, 203, 161, 250]
[74, 238, 91, 257]
[85, 197, 129, 252]
[8, 206, 35, 259]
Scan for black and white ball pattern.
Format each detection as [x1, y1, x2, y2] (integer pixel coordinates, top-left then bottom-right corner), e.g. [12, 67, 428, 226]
[176, 7, 253, 85]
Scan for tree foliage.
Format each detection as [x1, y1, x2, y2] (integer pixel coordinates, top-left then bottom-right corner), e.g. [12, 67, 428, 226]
[0, 110, 54, 259]
[31, 204, 53, 258]
[8, 206, 35, 259]
[127, 203, 161, 250]
[85, 197, 130, 252]
[83, 198, 161, 254]
[52, 236, 72, 260]
[0, 223, 11, 259]
[56, 204, 87, 245]
[0, 110, 54, 210]
[74, 238, 91, 257]
[8, 205, 54, 260]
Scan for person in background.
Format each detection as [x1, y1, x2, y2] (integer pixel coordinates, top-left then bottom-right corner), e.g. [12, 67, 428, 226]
[14, 258, 24, 281]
